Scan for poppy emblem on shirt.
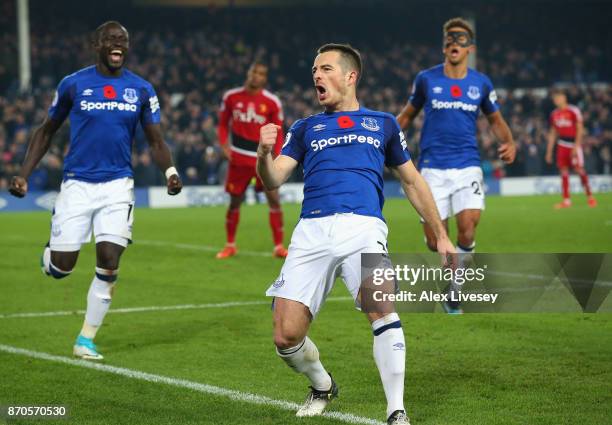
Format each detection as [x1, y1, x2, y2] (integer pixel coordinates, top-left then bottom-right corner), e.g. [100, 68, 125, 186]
[337, 116, 355, 129]
[450, 85, 462, 98]
[103, 85, 117, 99]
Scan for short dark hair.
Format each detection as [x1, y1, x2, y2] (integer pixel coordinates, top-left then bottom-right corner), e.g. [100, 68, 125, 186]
[443, 17, 475, 40]
[249, 61, 268, 70]
[93, 21, 127, 44]
[317, 43, 362, 84]
[550, 87, 566, 97]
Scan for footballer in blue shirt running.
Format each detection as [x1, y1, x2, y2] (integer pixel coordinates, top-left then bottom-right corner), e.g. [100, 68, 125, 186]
[397, 17, 516, 312]
[9, 21, 182, 360]
[257, 43, 455, 425]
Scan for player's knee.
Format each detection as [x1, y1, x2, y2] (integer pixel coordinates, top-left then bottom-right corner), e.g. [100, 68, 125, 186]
[47, 252, 76, 279]
[229, 196, 244, 209]
[50, 252, 77, 270]
[48, 261, 73, 279]
[457, 229, 475, 247]
[274, 331, 304, 351]
[96, 248, 122, 270]
[267, 195, 281, 210]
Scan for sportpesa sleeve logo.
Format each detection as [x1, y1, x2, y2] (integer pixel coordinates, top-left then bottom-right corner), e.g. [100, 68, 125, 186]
[283, 132, 292, 148]
[149, 96, 160, 114]
[489, 90, 498, 104]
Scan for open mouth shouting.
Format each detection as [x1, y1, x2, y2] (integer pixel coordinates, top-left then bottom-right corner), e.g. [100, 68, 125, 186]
[108, 49, 124, 66]
[315, 84, 328, 101]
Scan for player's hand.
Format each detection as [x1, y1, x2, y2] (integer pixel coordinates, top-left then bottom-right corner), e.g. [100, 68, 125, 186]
[258, 124, 281, 156]
[437, 235, 457, 268]
[167, 174, 182, 196]
[498, 142, 516, 164]
[545, 151, 553, 165]
[9, 176, 28, 198]
[571, 146, 578, 159]
[221, 144, 231, 161]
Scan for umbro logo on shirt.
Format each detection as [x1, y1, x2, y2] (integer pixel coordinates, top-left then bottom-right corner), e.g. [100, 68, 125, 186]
[433, 86, 443, 94]
[312, 124, 327, 132]
[82, 89, 93, 96]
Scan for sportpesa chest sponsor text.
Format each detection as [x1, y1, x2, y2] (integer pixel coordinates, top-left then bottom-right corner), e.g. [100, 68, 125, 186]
[78, 95, 159, 113]
[310, 133, 382, 151]
[431, 99, 478, 112]
[429, 90, 497, 112]
[80, 100, 138, 112]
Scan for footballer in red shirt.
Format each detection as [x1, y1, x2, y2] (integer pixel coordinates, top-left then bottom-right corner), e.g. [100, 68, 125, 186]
[545, 89, 597, 209]
[216, 62, 288, 258]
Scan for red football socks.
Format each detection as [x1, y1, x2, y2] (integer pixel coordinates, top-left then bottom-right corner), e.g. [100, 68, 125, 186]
[269, 208, 284, 246]
[226, 208, 240, 244]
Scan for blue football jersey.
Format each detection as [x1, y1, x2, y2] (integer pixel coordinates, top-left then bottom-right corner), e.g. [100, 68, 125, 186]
[48, 65, 161, 182]
[281, 107, 410, 221]
[409, 64, 499, 170]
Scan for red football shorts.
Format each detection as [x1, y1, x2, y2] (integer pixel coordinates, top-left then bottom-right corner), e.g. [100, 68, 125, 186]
[556, 144, 583, 169]
[225, 162, 264, 195]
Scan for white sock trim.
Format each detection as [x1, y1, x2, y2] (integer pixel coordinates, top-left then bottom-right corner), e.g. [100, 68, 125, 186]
[372, 312, 401, 332]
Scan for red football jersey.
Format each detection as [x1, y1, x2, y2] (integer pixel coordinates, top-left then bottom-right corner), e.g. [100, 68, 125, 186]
[549, 105, 582, 145]
[218, 87, 284, 166]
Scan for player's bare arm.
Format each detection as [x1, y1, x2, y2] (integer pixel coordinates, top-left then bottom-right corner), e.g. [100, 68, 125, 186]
[256, 123, 298, 190]
[396, 102, 420, 131]
[9, 117, 63, 198]
[393, 160, 455, 256]
[486, 111, 516, 164]
[545, 127, 557, 164]
[143, 123, 183, 195]
[217, 110, 232, 160]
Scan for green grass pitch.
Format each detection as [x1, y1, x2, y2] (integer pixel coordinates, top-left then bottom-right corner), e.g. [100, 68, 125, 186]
[0, 193, 611, 424]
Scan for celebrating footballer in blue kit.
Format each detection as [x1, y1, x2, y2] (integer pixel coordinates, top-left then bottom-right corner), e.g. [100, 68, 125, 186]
[9, 21, 182, 360]
[257, 43, 455, 425]
[397, 17, 516, 313]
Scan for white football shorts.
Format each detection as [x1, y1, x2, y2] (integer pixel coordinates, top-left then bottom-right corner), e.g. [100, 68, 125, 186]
[49, 177, 135, 251]
[266, 213, 388, 317]
[420, 166, 485, 221]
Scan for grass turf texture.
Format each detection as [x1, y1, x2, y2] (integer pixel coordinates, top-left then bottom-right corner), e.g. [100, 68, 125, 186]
[0, 193, 611, 424]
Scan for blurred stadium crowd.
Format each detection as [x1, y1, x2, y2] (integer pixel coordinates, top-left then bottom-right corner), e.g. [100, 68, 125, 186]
[0, 2, 611, 190]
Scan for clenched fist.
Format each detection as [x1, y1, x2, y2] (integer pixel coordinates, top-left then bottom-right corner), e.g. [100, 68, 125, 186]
[258, 124, 281, 156]
[498, 142, 516, 164]
[167, 174, 182, 195]
[9, 176, 28, 198]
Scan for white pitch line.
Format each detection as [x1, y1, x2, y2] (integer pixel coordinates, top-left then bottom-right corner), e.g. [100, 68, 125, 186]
[139, 241, 612, 287]
[0, 297, 353, 319]
[487, 270, 612, 287]
[0, 344, 384, 425]
[138, 239, 272, 257]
